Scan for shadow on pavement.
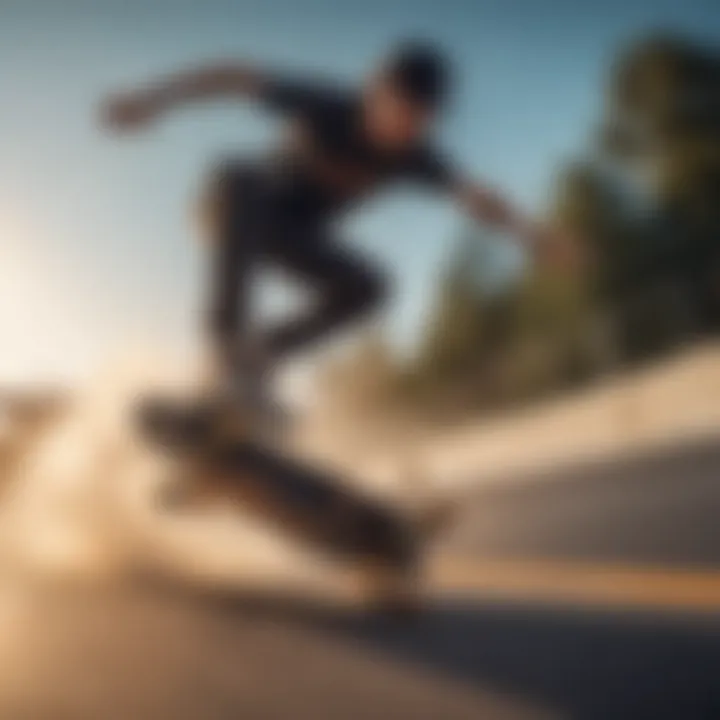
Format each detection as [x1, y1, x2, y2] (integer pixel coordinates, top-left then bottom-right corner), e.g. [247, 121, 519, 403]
[189, 584, 720, 720]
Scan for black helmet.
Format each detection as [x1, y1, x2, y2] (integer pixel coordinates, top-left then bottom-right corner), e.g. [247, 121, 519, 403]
[384, 39, 453, 110]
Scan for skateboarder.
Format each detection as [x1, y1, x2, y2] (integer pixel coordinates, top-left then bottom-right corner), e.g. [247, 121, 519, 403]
[102, 40, 570, 431]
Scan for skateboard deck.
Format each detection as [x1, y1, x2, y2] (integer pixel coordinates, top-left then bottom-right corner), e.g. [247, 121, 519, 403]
[137, 398, 420, 576]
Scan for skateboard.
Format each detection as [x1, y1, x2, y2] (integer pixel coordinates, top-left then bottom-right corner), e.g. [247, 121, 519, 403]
[136, 396, 453, 615]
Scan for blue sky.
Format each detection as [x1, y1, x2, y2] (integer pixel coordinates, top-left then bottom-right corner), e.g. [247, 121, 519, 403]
[0, 0, 716, 382]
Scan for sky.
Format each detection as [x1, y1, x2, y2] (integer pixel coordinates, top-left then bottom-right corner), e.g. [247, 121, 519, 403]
[0, 0, 716, 384]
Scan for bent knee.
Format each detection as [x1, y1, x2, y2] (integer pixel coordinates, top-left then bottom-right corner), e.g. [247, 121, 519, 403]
[202, 161, 261, 238]
[332, 266, 389, 318]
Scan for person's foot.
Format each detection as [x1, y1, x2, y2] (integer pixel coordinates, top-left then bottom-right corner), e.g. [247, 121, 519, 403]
[216, 388, 288, 442]
[205, 366, 290, 443]
[199, 341, 293, 442]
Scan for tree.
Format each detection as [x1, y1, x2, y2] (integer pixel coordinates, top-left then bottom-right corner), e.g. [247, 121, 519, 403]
[601, 31, 720, 345]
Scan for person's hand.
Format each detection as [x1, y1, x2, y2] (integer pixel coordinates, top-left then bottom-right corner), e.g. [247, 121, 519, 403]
[528, 223, 585, 273]
[101, 91, 162, 132]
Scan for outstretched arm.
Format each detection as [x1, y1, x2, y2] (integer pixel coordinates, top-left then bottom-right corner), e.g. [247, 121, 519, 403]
[453, 178, 578, 268]
[101, 61, 268, 131]
[455, 179, 538, 244]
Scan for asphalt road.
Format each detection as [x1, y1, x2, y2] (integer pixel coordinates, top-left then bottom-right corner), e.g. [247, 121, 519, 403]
[446, 435, 720, 566]
[1, 572, 719, 720]
[2, 436, 720, 720]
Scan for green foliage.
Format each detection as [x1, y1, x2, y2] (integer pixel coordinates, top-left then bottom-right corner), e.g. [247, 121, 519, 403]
[603, 31, 720, 342]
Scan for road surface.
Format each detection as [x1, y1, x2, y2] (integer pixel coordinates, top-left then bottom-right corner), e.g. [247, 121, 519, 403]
[448, 434, 720, 566]
[2, 436, 720, 719]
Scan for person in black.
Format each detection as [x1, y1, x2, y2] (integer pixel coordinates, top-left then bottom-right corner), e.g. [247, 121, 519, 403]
[103, 41, 568, 418]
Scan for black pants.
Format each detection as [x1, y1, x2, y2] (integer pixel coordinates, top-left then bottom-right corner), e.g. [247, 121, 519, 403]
[205, 163, 388, 376]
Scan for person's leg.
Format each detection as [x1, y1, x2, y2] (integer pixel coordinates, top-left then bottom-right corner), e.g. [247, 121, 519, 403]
[262, 231, 389, 361]
[203, 162, 264, 389]
[203, 167, 388, 425]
